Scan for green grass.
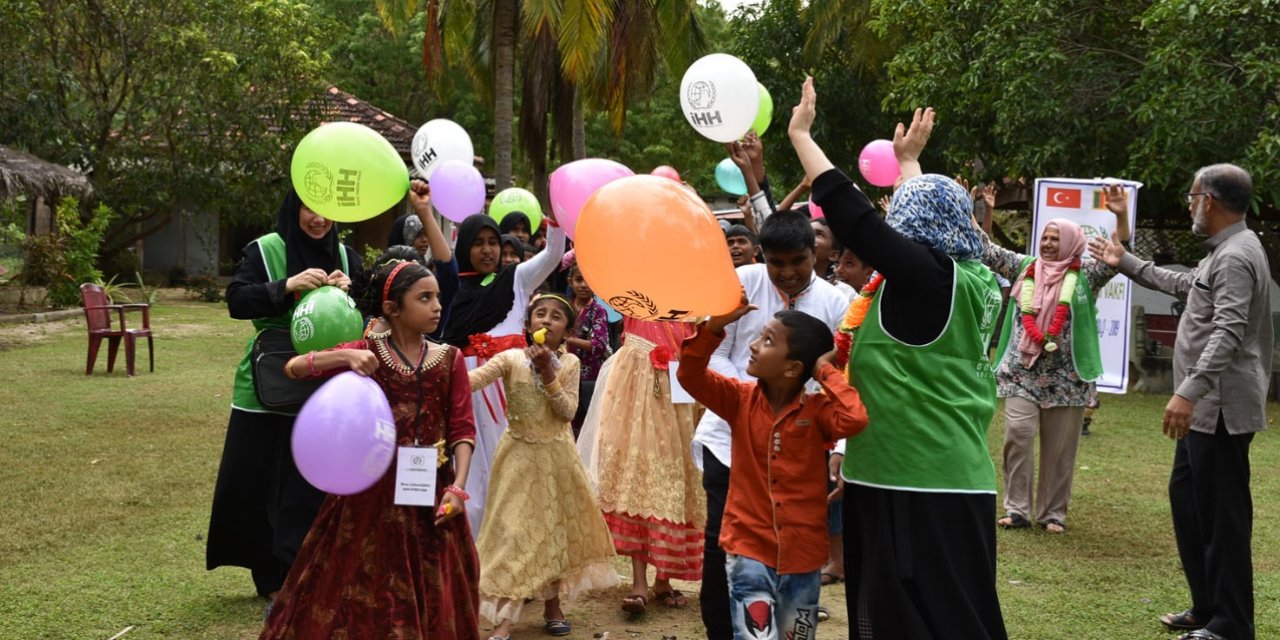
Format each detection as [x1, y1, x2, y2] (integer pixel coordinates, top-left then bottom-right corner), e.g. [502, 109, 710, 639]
[0, 301, 1276, 639]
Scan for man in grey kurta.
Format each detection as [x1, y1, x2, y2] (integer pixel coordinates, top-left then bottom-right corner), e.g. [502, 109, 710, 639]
[1091, 163, 1270, 640]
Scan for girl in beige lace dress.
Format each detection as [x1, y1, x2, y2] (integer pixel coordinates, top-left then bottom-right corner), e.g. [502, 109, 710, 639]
[469, 294, 619, 640]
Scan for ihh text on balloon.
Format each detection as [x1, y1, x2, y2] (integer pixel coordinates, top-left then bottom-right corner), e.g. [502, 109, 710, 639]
[689, 111, 724, 127]
[336, 168, 361, 207]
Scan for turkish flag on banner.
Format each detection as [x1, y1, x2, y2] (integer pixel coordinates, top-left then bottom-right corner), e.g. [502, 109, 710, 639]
[1046, 187, 1082, 208]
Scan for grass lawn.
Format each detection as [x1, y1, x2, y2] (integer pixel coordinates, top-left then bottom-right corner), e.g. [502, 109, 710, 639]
[0, 300, 1276, 639]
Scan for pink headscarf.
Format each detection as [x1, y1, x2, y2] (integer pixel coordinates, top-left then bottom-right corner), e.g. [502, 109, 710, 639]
[1011, 219, 1086, 367]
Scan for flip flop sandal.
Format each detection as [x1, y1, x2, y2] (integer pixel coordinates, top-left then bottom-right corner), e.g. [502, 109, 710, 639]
[816, 606, 830, 622]
[544, 618, 572, 636]
[1039, 519, 1067, 533]
[653, 589, 688, 608]
[1161, 609, 1206, 631]
[621, 594, 648, 615]
[998, 513, 1031, 529]
[821, 572, 844, 586]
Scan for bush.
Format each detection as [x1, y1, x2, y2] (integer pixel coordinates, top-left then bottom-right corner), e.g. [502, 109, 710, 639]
[3, 197, 113, 308]
[184, 274, 223, 302]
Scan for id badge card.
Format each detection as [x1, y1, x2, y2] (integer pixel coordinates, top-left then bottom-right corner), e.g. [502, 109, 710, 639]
[668, 361, 695, 405]
[394, 446, 438, 507]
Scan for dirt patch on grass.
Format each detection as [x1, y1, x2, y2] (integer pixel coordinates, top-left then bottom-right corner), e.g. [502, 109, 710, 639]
[0, 318, 81, 351]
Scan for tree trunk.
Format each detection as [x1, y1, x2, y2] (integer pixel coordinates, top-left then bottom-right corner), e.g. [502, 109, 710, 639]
[572, 91, 586, 160]
[493, 0, 517, 190]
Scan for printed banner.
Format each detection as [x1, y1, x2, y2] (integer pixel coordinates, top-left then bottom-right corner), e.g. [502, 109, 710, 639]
[1032, 178, 1141, 393]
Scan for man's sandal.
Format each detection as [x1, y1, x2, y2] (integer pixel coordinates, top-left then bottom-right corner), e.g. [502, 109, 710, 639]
[1039, 518, 1067, 534]
[1160, 609, 1205, 631]
[1177, 630, 1226, 640]
[997, 513, 1031, 529]
[653, 589, 689, 608]
[544, 618, 571, 636]
[621, 594, 648, 614]
[821, 572, 844, 586]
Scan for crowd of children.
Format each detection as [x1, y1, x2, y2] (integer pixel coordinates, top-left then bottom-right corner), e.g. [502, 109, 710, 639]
[207, 76, 1160, 640]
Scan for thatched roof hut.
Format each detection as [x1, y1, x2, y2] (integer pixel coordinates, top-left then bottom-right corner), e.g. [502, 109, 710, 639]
[0, 145, 93, 202]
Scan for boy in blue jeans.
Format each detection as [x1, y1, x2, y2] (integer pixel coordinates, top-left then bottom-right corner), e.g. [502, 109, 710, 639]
[678, 301, 868, 640]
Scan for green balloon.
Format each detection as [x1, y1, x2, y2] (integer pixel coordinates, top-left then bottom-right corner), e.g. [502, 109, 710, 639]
[751, 83, 774, 136]
[291, 286, 364, 354]
[489, 187, 544, 233]
[290, 122, 409, 223]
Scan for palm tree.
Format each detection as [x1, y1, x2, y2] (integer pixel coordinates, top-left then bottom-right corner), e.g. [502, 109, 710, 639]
[379, 0, 705, 194]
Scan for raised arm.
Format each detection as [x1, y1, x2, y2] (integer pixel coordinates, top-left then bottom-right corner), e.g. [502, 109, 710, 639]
[515, 223, 566, 292]
[408, 180, 453, 262]
[1090, 233, 1196, 300]
[979, 230, 1029, 281]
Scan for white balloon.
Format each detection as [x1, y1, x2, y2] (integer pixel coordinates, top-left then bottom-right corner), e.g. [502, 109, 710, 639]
[679, 54, 759, 143]
[410, 119, 474, 179]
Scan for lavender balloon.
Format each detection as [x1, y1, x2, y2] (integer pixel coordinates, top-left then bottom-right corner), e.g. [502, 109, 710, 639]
[292, 371, 397, 495]
[549, 158, 634, 239]
[430, 160, 486, 222]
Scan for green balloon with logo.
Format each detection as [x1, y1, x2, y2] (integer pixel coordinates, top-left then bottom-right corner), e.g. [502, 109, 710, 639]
[489, 187, 544, 233]
[290, 122, 410, 223]
[291, 286, 364, 354]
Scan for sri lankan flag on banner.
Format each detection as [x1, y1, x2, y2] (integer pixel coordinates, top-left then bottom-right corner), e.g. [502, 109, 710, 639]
[1092, 190, 1108, 209]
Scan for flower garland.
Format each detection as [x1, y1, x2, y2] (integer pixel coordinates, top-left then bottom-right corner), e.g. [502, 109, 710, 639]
[833, 273, 885, 369]
[1019, 258, 1080, 353]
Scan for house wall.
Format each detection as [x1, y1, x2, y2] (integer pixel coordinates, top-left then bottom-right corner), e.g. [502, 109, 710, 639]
[143, 209, 221, 276]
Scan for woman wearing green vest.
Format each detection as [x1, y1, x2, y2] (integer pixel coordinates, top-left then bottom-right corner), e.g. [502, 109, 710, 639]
[791, 78, 1008, 640]
[206, 189, 363, 602]
[982, 186, 1130, 533]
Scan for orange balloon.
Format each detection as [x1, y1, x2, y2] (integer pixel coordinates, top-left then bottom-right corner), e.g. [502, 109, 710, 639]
[576, 175, 740, 321]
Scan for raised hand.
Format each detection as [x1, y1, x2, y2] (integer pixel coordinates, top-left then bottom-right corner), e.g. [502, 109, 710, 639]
[706, 292, 757, 334]
[892, 107, 935, 164]
[742, 132, 766, 183]
[982, 183, 998, 213]
[1088, 231, 1126, 267]
[1103, 184, 1130, 217]
[788, 76, 817, 139]
[408, 179, 431, 214]
[725, 141, 751, 172]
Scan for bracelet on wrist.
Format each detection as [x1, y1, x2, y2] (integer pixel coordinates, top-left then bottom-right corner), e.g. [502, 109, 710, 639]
[306, 351, 320, 376]
[443, 485, 470, 501]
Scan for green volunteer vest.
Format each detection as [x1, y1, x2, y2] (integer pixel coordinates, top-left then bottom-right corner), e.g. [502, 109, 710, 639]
[230, 233, 349, 413]
[994, 256, 1103, 383]
[841, 260, 1002, 492]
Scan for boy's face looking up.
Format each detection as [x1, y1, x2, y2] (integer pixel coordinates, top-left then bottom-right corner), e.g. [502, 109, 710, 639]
[746, 318, 803, 383]
[763, 247, 815, 298]
[834, 248, 874, 290]
[727, 235, 755, 268]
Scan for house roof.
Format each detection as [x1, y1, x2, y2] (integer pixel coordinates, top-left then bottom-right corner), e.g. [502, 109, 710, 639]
[0, 145, 93, 202]
[306, 86, 418, 160]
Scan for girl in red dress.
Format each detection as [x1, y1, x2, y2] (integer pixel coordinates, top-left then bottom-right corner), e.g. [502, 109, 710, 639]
[260, 259, 480, 640]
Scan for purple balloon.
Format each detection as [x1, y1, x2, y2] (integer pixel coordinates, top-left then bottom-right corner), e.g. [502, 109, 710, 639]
[430, 160, 486, 222]
[549, 158, 634, 239]
[292, 371, 397, 495]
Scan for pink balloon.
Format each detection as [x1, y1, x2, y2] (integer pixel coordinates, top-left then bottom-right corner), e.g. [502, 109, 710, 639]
[808, 201, 824, 219]
[292, 372, 397, 495]
[651, 165, 682, 182]
[550, 158, 635, 239]
[858, 139, 901, 188]
[430, 160, 486, 222]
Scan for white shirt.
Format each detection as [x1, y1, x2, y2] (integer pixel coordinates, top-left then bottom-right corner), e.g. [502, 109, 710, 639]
[691, 263, 851, 469]
[488, 225, 566, 337]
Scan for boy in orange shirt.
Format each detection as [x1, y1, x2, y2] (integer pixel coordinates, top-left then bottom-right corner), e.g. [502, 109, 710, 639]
[677, 301, 868, 640]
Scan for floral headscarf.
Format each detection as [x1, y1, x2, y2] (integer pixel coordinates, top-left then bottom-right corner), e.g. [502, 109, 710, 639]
[886, 174, 983, 261]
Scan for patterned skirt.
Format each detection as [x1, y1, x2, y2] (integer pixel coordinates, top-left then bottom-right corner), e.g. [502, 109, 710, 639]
[577, 335, 706, 581]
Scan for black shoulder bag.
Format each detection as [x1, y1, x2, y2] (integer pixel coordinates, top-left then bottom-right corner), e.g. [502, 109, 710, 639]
[251, 327, 326, 413]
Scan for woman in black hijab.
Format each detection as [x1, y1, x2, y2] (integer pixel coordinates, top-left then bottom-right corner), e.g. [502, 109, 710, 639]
[207, 189, 363, 607]
[498, 211, 532, 247]
[444, 211, 565, 535]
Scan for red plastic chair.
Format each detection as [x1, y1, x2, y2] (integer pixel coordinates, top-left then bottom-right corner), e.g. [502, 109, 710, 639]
[80, 283, 154, 376]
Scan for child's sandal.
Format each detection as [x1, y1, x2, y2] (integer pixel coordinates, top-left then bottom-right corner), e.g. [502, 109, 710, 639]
[652, 589, 688, 608]
[621, 594, 647, 614]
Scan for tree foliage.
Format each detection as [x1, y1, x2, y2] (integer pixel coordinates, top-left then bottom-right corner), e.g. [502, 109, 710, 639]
[869, 0, 1280, 217]
[0, 0, 330, 261]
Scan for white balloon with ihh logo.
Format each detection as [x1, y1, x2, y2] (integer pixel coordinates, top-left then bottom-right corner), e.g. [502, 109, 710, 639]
[680, 54, 759, 143]
[411, 119, 474, 179]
